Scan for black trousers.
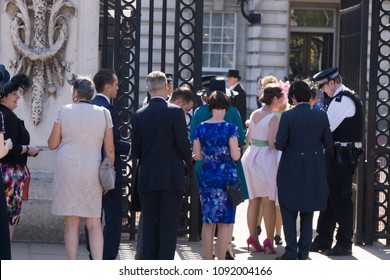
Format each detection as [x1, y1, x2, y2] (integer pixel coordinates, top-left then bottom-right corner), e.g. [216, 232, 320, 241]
[86, 184, 123, 260]
[0, 176, 11, 260]
[280, 203, 313, 260]
[140, 190, 183, 260]
[314, 153, 355, 249]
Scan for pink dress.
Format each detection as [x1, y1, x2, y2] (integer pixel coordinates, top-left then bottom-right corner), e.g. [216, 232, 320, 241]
[241, 113, 279, 202]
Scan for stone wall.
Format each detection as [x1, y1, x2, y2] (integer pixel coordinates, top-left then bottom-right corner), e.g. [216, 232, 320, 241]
[0, 0, 100, 243]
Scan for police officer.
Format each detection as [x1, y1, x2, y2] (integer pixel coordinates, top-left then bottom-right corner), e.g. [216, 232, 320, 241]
[310, 67, 363, 256]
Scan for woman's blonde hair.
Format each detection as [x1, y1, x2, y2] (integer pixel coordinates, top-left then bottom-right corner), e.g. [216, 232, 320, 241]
[260, 75, 278, 88]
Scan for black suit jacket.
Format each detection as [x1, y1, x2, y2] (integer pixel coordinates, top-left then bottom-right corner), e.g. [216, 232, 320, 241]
[231, 83, 247, 126]
[131, 98, 192, 193]
[275, 103, 333, 212]
[91, 94, 131, 186]
[0, 104, 29, 165]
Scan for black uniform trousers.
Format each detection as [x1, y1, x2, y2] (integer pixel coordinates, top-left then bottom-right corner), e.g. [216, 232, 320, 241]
[314, 152, 354, 250]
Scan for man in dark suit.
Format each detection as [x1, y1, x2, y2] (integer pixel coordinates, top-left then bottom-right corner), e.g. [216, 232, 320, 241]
[131, 71, 192, 260]
[275, 81, 333, 260]
[226, 69, 247, 126]
[86, 68, 131, 260]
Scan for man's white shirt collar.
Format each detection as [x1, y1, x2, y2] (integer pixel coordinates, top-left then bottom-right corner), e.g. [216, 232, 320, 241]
[229, 82, 239, 90]
[96, 93, 111, 103]
[333, 85, 346, 97]
[151, 96, 167, 101]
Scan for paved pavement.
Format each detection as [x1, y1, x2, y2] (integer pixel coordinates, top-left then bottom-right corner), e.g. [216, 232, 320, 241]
[9, 200, 390, 260]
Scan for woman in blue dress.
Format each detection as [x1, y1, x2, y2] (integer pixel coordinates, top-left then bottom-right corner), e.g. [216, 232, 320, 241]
[190, 77, 247, 259]
[192, 90, 241, 260]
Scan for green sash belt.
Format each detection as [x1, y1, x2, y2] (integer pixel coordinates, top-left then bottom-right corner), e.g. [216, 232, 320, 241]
[252, 139, 269, 147]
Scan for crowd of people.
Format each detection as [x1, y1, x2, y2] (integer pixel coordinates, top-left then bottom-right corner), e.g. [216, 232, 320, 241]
[0, 65, 363, 261]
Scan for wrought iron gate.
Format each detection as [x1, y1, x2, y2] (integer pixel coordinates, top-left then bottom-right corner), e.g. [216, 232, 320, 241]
[98, 0, 203, 241]
[366, 0, 390, 245]
[340, 0, 390, 245]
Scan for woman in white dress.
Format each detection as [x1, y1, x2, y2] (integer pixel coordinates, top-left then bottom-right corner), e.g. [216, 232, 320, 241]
[48, 76, 115, 260]
[241, 84, 287, 254]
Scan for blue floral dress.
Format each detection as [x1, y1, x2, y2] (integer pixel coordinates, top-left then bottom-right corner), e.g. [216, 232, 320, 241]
[192, 121, 239, 224]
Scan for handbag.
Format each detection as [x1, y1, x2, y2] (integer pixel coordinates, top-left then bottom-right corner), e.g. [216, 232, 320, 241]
[225, 162, 244, 207]
[227, 179, 244, 207]
[99, 156, 115, 192]
[99, 111, 116, 192]
[22, 166, 30, 201]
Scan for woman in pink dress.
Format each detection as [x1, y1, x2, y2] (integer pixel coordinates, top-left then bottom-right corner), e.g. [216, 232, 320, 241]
[241, 84, 287, 254]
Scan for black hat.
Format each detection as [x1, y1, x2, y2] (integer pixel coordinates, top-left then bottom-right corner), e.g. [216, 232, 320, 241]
[189, 74, 216, 90]
[312, 67, 339, 88]
[0, 64, 10, 86]
[201, 75, 216, 88]
[197, 76, 238, 97]
[166, 73, 173, 84]
[226, 69, 241, 80]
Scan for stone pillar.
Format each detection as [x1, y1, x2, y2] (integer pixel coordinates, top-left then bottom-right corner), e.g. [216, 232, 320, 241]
[245, 0, 290, 113]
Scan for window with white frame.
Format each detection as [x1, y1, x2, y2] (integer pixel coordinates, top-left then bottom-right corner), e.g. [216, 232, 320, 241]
[202, 12, 236, 72]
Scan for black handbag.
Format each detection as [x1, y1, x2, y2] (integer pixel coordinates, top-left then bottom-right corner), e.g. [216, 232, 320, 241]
[227, 180, 244, 207]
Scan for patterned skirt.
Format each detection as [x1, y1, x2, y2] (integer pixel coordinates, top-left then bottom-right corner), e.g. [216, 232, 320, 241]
[2, 164, 28, 225]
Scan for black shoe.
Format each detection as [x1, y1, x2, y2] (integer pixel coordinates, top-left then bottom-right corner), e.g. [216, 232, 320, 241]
[298, 254, 311, 260]
[256, 225, 262, 236]
[274, 235, 283, 245]
[309, 241, 331, 253]
[325, 246, 352, 256]
[225, 242, 235, 260]
[276, 253, 296, 260]
[225, 249, 235, 260]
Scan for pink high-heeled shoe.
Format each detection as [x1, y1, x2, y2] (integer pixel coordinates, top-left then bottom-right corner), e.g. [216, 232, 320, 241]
[263, 239, 277, 254]
[246, 236, 265, 252]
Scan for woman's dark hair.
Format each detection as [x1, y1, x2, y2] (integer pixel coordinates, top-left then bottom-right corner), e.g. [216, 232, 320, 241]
[288, 80, 311, 103]
[1, 74, 30, 98]
[259, 83, 283, 105]
[208, 90, 230, 112]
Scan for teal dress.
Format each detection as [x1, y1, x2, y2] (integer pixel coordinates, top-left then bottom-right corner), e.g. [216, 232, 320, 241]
[190, 105, 249, 199]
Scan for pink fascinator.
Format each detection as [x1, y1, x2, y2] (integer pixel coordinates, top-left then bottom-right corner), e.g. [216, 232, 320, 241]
[279, 80, 290, 94]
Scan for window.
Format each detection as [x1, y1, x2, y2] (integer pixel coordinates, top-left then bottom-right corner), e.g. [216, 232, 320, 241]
[202, 12, 236, 72]
[290, 9, 335, 28]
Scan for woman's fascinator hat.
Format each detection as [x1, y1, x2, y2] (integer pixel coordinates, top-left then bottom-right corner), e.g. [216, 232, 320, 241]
[1, 73, 30, 98]
[67, 73, 79, 87]
[278, 80, 290, 94]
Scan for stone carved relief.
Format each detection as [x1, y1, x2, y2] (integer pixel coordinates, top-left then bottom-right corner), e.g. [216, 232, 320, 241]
[4, 0, 75, 125]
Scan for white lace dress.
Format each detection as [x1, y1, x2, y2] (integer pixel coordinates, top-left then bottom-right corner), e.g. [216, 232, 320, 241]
[51, 103, 113, 217]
